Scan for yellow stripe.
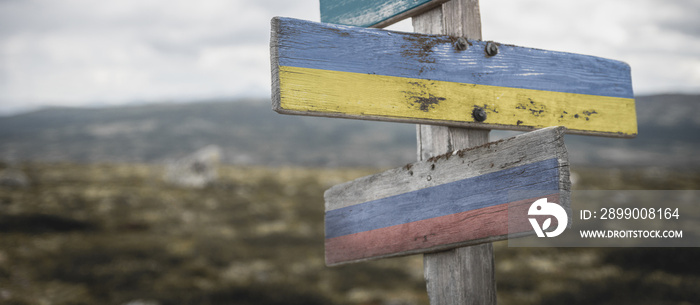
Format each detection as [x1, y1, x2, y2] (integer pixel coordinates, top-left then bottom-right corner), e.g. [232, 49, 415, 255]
[278, 66, 637, 136]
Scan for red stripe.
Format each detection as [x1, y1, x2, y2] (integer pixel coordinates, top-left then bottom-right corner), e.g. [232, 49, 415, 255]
[325, 194, 560, 265]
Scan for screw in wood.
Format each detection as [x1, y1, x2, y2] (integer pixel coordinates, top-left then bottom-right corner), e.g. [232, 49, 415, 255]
[472, 107, 487, 122]
[455, 37, 468, 51]
[485, 41, 498, 56]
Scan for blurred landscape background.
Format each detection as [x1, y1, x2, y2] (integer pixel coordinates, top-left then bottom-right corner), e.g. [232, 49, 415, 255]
[1, 94, 699, 168]
[0, 94, 699, 305]
[1, 0, 699, 303]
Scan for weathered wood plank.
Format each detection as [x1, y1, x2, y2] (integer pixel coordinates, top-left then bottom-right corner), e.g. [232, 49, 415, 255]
[424, 243, 495, 305]
[323, 126, 571, 266]
[273, 17, 632, 99]
[270, 17, 637, 137]
[320, 0, 450, 28]
[415, 3, 494, 304]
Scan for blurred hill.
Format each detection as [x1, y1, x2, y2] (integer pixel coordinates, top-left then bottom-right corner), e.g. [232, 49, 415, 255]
[0, 100, 415, 167]
[564, 94, 700, 168]
[0, 94, 698, 168]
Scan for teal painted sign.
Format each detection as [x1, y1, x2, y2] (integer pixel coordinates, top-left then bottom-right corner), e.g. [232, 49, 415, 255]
[320, 0, 446, 28]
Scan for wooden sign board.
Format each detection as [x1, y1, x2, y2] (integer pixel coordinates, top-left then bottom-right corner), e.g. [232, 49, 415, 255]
[324, 126, 571, 266]
[271, 17, 637, 138]
[321, 0, 450, 28]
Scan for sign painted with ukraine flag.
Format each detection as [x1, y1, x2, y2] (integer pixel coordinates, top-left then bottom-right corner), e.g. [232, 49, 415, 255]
[271, 17, 637, 138]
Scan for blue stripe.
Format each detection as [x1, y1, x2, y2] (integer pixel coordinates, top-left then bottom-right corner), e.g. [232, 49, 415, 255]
[275, 18, 633, 99]
[325, 158, 560, 239]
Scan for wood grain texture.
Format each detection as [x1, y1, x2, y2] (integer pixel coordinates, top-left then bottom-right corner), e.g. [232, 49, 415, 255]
[320, 0, 451, 28]
[270, 17, 637, 137]
[272, 17, 633, 99]
[325, 185, 563, 265]
[326, 158, 560, 237]
[326, 193, 562, 264]
[441, 0, 481, 38]
[276, 66, 636, 136]
[424, 244, 494, 305]
[323, 126, 571, 266]
[415, 3, 493, 304]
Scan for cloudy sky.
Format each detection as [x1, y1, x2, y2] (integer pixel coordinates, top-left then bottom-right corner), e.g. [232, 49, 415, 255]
[0, 0, 698, 114]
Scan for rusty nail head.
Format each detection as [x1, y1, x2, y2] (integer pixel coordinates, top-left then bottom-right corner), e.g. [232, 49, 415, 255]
[473, 107, 487, 122]
[485, 41, 498, 56]
[455, 37, 468, 51]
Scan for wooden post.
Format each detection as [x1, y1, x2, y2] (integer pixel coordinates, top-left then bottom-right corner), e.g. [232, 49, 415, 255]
[273, 1, 634, 302]
[413, 0, 497, 304]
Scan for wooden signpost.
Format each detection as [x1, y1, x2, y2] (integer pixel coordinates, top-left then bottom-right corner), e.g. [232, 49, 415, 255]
[324, 126, 570, 265]
[321, 0, 452, 28]
[271, 18, 637, 138]
[270, 0, 637, 304]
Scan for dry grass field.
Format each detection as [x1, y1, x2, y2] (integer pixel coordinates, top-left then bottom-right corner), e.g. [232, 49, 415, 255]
[0, 162, 699, 305]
